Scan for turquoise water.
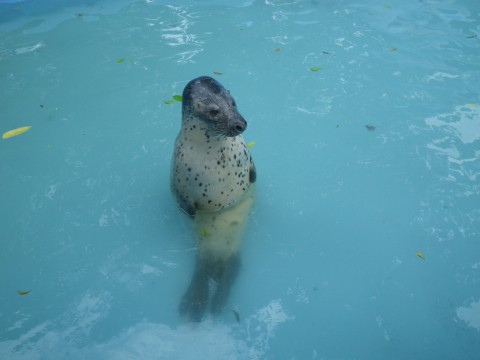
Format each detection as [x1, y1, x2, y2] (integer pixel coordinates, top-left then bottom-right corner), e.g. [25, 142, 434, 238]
[1, 0, 480, 359]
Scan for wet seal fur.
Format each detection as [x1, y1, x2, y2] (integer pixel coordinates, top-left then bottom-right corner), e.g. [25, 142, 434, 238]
[171, 76, 256, 322]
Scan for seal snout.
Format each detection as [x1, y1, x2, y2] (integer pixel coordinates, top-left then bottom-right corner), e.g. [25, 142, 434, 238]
[229, 116, 247, 136]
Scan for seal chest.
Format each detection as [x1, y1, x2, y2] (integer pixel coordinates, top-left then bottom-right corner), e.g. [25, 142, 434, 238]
[172, 117, 252, 213]
[170, 76, 256, 321]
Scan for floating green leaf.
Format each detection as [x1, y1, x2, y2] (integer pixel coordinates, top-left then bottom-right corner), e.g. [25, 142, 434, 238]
[116, 58, 125, 63]
[200, 228, 210, 238]
[247, 141, 256, 148]
[173, 95, 183, 102]
[163, 100, 175, 105]
[310, 67, 322, 72]
[384, 4, 392, 9]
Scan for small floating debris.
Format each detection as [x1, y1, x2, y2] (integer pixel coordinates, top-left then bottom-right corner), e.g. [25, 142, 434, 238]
[275, 48, 281, 52]
[75, 13, 85, 17]
[200, 228, 210, 238]
[213, 71, 223, 75]
[390, 47, 397, 53]
[2, 126, 32, 139]
[163, 95, 182, 105]
[365, 124, 376, 131]
[116, 58, 126, 63]
[384, 5, 392, 9]
[417, 251, 425, 260]
[322, 51, 331, 55]
[466, 34, 478, 39]
[17, 290, 31, 295]
[310, 67, 322, 72]
[231, 308, 240, 323]
[467, 102, 478, 107]
[247, 141, 256, 148]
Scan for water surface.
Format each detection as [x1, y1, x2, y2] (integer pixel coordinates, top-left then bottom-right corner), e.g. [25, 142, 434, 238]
[1, 0, 480, 359]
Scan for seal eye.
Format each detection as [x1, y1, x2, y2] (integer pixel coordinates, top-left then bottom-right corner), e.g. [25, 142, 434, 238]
[209, 109, 219, 117]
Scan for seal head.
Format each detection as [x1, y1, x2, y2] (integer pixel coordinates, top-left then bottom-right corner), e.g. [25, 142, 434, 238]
[182, 76, 247, 137]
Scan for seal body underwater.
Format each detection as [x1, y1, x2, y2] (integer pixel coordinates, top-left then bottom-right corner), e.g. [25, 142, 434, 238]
[171, 76, 256, 322]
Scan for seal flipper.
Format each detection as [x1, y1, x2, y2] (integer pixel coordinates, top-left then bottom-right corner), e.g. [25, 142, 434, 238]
[210, 254, 241, 315]
[249, 161, 257, 183]
[174, 191, 196, 217]
[179, 260, 209, 322]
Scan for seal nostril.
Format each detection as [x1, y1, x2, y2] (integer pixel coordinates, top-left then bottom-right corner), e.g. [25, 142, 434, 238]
[235, 124, 244, 132]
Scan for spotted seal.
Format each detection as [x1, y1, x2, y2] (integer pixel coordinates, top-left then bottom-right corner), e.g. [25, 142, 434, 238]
[171, 76, 256, 322]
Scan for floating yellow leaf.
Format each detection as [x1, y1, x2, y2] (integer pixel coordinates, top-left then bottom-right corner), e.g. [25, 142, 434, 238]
[467, 102, 478, 107]
[213, 71, 223, 75]
[173, 95, 183, 102]
[17, 290, 31, 295]
[310, 67, 322, 72]
[247, 141, 256, 148]
[116, 58, 125, 63]
[163, 100, 175, 105]
[2, 126, 32, 139]
[417, 252, 425, 260]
